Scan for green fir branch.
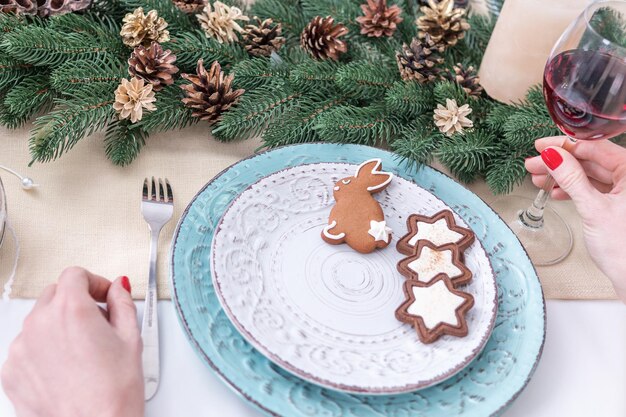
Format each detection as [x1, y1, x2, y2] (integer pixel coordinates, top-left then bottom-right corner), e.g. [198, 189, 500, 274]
[288, 59, 340, 93]
[133, 82, 197, 133]
[115, 0, 194, 31]
[50, 56, 126, 94]
[104, 119, 148, 166]
[1, 26, 125, 67]
[29, 85, 116, 163]
[0, 56, 35, 92]
[391, 120, 442, 168]
[486, 152, 529, 194]
[385, 81, 435, 119]
[1, 75, 53, 128]
[232, 57, 289, 91]
[212, 84, 304, 141]
[169, 30, 248, 71]
[250, 0, 307, 35]
[435, 130, 499, 183]
[314, 104, 402, 146]
[336, 60, 398, 99]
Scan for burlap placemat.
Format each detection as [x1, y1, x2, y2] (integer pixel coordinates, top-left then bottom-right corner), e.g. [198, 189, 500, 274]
[0, 125, 616, 299]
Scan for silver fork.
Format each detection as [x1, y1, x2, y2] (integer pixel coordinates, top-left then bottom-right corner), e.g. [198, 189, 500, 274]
[140, 177, 174, 401]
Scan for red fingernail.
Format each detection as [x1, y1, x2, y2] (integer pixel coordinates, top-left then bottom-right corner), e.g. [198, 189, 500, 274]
[121, 276, 131, 293]
[541, 148, 563, 170]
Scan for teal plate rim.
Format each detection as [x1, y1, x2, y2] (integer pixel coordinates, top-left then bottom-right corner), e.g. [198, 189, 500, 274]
[170, 143, 546, 417]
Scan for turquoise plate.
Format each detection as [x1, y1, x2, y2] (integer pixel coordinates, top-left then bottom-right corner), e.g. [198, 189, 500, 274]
[170, 143, 545, 417]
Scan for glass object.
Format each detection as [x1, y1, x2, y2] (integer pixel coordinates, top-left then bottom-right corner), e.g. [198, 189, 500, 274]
[491, 1, 626, 266]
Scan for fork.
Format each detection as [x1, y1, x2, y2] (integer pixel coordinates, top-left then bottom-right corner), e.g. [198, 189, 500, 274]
[140, 177, 174, 400]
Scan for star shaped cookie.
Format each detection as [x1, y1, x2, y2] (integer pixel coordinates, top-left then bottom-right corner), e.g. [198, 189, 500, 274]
[395, 277, 474, 344]
[397, 241, 472, 287]
[396, 210, 475, 256]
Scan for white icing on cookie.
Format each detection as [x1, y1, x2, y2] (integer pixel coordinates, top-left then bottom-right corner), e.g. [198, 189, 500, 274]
[354, 159, 394, 192]
[408, 218, 464, 247]
[407, 280, 466, 329]
[407, 246, 462, 283]
[368, 220, 392, 243]
[323, 221, 345, 240]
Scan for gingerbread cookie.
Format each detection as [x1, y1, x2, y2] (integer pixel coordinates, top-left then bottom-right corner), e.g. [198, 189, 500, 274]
[395, 277, 474, 344]
[396, 210, 474, 256]
[397, 241, 472, 287]
[322, 159, 394, 254]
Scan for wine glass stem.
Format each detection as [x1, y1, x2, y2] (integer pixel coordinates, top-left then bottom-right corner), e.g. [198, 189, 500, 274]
[519, 137, 576, 229]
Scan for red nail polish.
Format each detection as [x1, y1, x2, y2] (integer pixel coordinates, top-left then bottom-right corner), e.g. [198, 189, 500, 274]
[121, 276, 131, 293]
[541, 148, 563, 170]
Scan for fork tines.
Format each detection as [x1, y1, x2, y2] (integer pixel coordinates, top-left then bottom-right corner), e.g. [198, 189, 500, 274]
[142, 177, 173, 203]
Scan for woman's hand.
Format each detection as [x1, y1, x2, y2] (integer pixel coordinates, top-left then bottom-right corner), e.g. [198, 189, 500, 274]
[526, 136, 626, 302]
[1, 267, 144, 417]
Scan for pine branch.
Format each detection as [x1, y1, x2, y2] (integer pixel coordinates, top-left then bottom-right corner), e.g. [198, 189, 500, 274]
[300, 0, 361, 32]
[435, 130, 498, 183]
[486, 152, 529, 194]
[314, 104, 402, 146]
[104, 119, 148, 166]
[0, 56, 35, 92]
[48, 12, 121, 36]
[212, 84, 304, 141]
[1, 25, 125, 67]
[29, 85, 116, 163]
[262, 96, 349, 148]
[231, 57, 289, 91]
[385, 81, 435, 119]
[336, 60, 398, 99]
[433, 80, 493, 123]
[50, 56, 126, 94]
[250, 0, 307, 35]
[169, 30, 248, 72]
[133, 81, 197, 133]
[1, 74, 53, 128]
[288, 59, 341, 94]
[391, 119, 442, 168]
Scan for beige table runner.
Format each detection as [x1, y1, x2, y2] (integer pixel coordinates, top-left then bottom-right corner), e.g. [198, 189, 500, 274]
[0, 125, 616, 300]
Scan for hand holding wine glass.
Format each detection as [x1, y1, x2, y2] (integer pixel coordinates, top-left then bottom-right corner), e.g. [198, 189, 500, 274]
[526, 136, 626, 302]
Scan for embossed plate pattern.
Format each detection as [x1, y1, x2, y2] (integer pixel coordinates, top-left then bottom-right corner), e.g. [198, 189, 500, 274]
[171, 144, 545, 417]
[211, 163, 497, 394]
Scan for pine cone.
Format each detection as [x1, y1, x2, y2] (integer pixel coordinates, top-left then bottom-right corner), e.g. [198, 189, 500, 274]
[0, 0, 91, 16]
[128, 42, 179, 92]
[196, 1, 249, 44]
[113, 77, 157, 123]
[355, 0, 403, 38]
[433, 98, 473, 136]
[300, 16, 348, 61]
[180, 59, 245, 124]
[172, 0, 204, 14]
[417, 0, 470, 48]
[418, 0, 468, 9]
[396, 36, 444, 83]
[444, 63, 483, 98]
[243, 17, 286, 57]
[121, 7, 170, 47]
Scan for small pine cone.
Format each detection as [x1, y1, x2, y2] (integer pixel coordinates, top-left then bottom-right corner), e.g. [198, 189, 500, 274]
[180, 59, 245, 124]
[355, 0, 403, 38]
[113, 77, 157, 123]
[128, 42, 179, 92]
[196, 1, 249, 44]
[418, 0, 468, 9]
[417, 0, 470, 48]
[433, 98, 473, 136]
[121, 7, 170, 47]
[396, 36, 445, 83]
[444, 63, 484, 98]
[172, 0, 205, 14]
[300, 16, 348, 61]
[243, 17, 286, 57]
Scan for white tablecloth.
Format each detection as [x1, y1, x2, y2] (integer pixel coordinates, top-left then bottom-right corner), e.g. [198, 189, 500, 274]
[1, 300, 624, 416]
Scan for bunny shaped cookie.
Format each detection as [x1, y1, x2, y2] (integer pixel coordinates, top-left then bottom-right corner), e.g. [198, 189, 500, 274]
[322, 159, 394, 254]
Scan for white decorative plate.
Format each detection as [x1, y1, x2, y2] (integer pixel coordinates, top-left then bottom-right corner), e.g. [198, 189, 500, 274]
[211, 162, 497, 394]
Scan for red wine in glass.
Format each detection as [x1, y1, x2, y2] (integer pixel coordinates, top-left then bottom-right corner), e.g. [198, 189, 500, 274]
[543, 49, 626, 141]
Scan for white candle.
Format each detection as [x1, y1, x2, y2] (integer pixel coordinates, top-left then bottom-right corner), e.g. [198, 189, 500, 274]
[479, 0, 592, 104]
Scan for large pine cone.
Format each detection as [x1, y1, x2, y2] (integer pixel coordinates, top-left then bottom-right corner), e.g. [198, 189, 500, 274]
[171, 0, 204, 14]
[180, 59, 245, 124]
[355, 0, 403, 38]
[417, 0, 470, 48]
[0, 0, 91, 16]
[243, 17, 286, 57]
[128, 42, 179, 92]
[418, 0, 468, 9]
[444, 63, 484, 98]
[396, 36, 445, 83]
[300, 16, 348, 61]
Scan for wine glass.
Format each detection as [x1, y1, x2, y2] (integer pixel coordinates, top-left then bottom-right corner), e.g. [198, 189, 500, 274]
[491, 1, 626, 266]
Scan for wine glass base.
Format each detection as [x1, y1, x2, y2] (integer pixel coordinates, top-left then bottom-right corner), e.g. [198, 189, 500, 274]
[489, 196, 574, 267]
